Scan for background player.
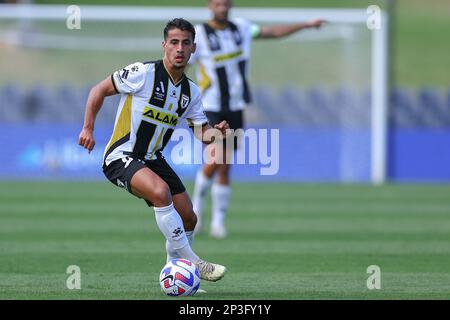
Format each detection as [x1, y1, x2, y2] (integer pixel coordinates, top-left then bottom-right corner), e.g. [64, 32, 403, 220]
[190, 0, 325, 238]
[78, 18, 228, 282]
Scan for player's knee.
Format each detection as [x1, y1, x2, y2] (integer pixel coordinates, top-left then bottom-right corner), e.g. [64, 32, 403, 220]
[152, 183, 171, 206]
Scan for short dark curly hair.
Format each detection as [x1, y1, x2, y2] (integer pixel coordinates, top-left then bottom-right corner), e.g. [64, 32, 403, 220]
[164, 18, 196, 42]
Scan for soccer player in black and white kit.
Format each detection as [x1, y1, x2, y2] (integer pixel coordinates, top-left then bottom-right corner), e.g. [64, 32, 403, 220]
[190, 0, 325, 238]
[78, 18, 228, 282]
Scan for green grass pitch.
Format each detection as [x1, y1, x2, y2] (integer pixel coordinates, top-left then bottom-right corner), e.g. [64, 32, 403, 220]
[1, 181, 450, 299]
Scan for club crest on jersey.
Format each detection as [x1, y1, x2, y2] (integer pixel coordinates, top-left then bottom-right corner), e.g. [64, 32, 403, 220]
[181, 94, 190, 109]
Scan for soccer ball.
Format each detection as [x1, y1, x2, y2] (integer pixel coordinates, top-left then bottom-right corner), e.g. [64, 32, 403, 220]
[159, 258, 201, 296]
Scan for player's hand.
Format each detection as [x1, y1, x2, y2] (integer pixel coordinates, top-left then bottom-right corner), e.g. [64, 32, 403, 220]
[214, 120, 230, 138]
[78, 127, 96, 153]
[309, 19, 326, 29]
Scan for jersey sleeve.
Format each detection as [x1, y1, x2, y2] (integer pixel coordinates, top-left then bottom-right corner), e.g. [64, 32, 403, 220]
[184, 87, 208, 128]
[111, 62, 146, 94]
[235, 18, 261, 39]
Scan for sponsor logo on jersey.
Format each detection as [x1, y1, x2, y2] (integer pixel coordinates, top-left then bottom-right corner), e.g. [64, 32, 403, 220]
[154, 81, 166, 101]
[121, 69, 129, 79]
[214, 50, 243, 62]
[143, 106, 178, 126]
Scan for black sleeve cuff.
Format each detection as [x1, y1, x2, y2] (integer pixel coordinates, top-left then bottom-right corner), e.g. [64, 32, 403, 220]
[111, 74, 119, 94]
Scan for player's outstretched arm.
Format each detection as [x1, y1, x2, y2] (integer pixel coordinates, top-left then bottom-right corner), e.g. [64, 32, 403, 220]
[257, 19, 326, 39]
[78, 76, 117, 153]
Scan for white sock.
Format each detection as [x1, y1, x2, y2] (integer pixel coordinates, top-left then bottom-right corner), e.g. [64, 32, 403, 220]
[166, 230, 195, 263]
[185, 230, 195, 246]
[211, 183, 231, 229]
[154, 203, 199, 264]
[165, 240, 179, 262]
[192, 170, 213, 229]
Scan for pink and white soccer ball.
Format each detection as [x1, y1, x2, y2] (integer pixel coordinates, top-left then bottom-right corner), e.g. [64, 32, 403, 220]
[159, 258, 201, 296]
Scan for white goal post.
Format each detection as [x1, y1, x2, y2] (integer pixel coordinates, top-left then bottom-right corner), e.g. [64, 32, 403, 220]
[0, 4, 389, 184]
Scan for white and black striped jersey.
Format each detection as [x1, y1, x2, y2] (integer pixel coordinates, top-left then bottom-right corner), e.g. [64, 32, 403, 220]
[189, 18, 260, 112]
[103, 60, 208, 166]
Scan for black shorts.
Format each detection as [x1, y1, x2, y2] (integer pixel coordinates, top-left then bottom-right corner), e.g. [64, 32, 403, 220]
[206, 110, 243, 150]
[206, 110, 243, 130]
[103, 156, 186, 207]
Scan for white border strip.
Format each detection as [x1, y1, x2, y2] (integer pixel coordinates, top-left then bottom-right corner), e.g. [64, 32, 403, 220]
[0, 4, 368, 23]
